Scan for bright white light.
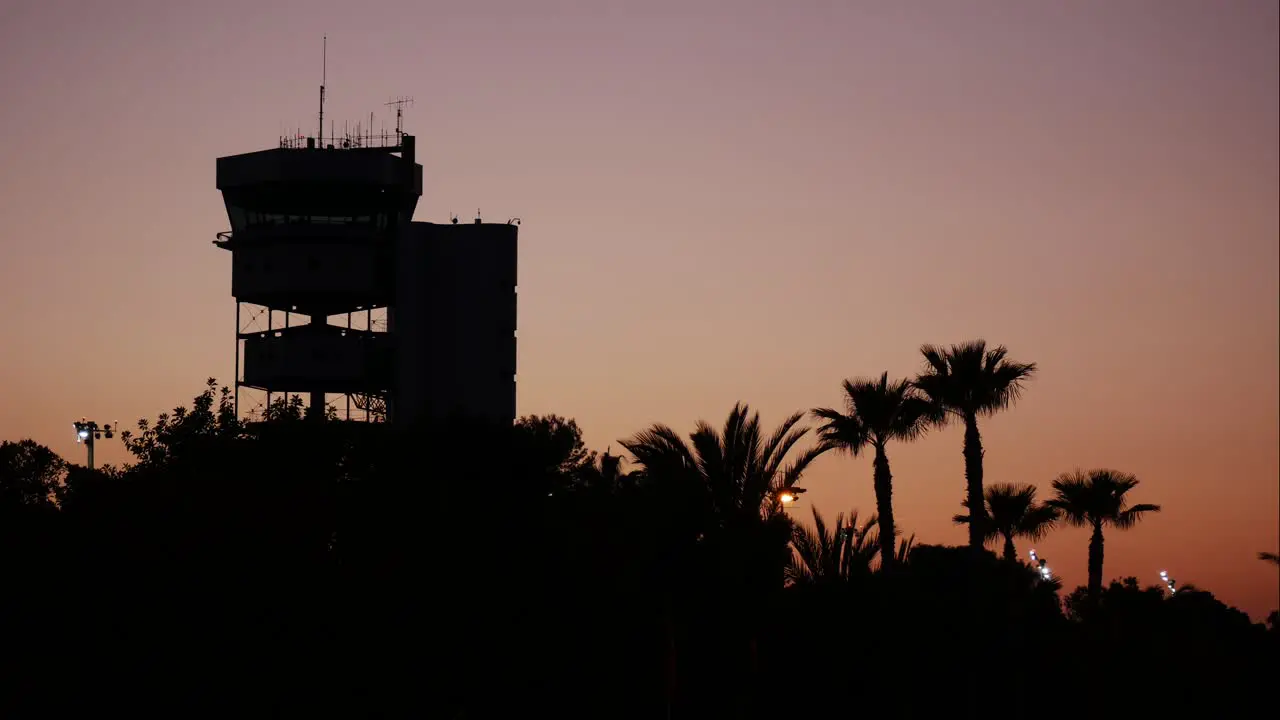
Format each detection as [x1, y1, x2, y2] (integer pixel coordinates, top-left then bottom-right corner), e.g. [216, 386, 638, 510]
[77, 429, 90, 439]
[779, 492, 797, 505]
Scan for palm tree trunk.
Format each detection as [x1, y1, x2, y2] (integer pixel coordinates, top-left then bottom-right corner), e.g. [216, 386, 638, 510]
[872, 443, 897, 571]
[1088, 520, 1105, 595]
[1002, 533, 1015, 561]
[663, 592, 676, 720]
[962, 413, 986, 550]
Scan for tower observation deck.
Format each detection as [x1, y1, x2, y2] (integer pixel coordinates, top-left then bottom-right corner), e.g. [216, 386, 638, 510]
[215, 132, 517, 426]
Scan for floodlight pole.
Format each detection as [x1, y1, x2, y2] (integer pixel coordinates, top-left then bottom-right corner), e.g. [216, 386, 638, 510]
[1029, 549, 1052, 581]
[73, 419, 116, 471]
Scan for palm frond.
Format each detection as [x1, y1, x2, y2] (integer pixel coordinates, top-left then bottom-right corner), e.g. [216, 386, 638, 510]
[720, 404, 759, 506]
[912, 344, 958, 427]
[841, 510, 881, 573]
[787, 516, 821, 585]
[912, 340, 1037, 417]
[1114, 503, 1161, 529]
[1259, 552, 1280, 566]
[1016, 503, 1060, 541]
[819, 372, 932, 448]
[788, 506, 827, 584]
[918, 344, 951, 376]
[1049, 469, 1158, 531]
[895, 534, 916, 564]
[980, 482, 1058, 544]
[789, 506, 880, 585]
[889, 394, 935, 443]
[628, 403, 825, 532]
[772, 442, 832, 495]
[1047, 470, 1095, 527]
[689, 422, 731, 514]
[983, 356, 1037, 414]
[761, 411, 810, 481]
[811, 407, 870, 457]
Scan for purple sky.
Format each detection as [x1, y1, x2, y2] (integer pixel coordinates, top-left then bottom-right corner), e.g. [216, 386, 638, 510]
[1, 0, 1277, 617]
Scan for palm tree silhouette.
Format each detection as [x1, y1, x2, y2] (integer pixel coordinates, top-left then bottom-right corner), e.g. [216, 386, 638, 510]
[620, 403, 828, 531]
[953, 483, 1058, 560]
[788, 507, 879, 586]
[913, 341, 1037, 550]
[893, 533, 917, 566]
[573, 447, 635, 495]
[812, 372, 933, 570]
[1048, 469, 1161, 596]
[620, 404, 828, 708]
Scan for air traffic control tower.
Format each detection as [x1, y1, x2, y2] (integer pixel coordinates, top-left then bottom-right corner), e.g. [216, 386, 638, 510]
[215, 131, 517, 426]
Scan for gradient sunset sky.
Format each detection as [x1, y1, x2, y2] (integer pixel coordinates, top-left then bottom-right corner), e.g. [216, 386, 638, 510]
[1, 0, 1276, 617]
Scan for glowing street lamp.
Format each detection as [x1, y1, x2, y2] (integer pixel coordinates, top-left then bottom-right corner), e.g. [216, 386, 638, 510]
[1159, 569, 1177, 594]
[774, 486, 807, 508]
[73, 418, 116, 470]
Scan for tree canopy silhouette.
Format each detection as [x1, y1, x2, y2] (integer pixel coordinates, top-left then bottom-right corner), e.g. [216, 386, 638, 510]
[0, 438, 66, 509]
[2, 370, 1273, 717]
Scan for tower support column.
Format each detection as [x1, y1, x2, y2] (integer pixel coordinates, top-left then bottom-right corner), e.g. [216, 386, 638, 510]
[309, 313, 326, 419]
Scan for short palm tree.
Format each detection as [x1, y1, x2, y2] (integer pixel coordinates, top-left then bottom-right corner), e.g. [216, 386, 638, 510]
[892, 533, 917, 566]
[913, 341, 1037, 550]
[788, 507, 879, 586]
[954, 483, 1059, 560]
[620, 403, 828, 531]
[621, 404, 828, 691]
[1048, 469, 1161, 595]
[812, 372, 933, 570]
[573, 447, 636, 494]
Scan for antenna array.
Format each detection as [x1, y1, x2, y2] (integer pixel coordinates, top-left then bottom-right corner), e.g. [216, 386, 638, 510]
[319, 36, 327, 143]
[386, 96, 415, 138]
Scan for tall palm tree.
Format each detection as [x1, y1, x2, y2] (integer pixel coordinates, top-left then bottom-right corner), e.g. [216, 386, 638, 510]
[788, 507, 879, 586]
[812, 372, 933, 570]
[953, 483, 1059, 560]
[913, 341, 1037, 550]
[1048, 469, 1161, 596]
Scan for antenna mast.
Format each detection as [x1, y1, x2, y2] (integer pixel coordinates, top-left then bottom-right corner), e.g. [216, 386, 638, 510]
[386, 96, 414, 140]
[318, 35, 327, 144]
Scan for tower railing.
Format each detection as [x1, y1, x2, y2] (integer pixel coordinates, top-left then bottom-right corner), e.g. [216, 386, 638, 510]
[278, 132, 404, 150]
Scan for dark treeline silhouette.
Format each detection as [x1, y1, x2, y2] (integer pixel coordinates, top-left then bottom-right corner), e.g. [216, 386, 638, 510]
[3, 347, 1278, 717]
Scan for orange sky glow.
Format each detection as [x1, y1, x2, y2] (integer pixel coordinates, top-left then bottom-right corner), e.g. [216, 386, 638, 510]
[1, 0, 1276, 618]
